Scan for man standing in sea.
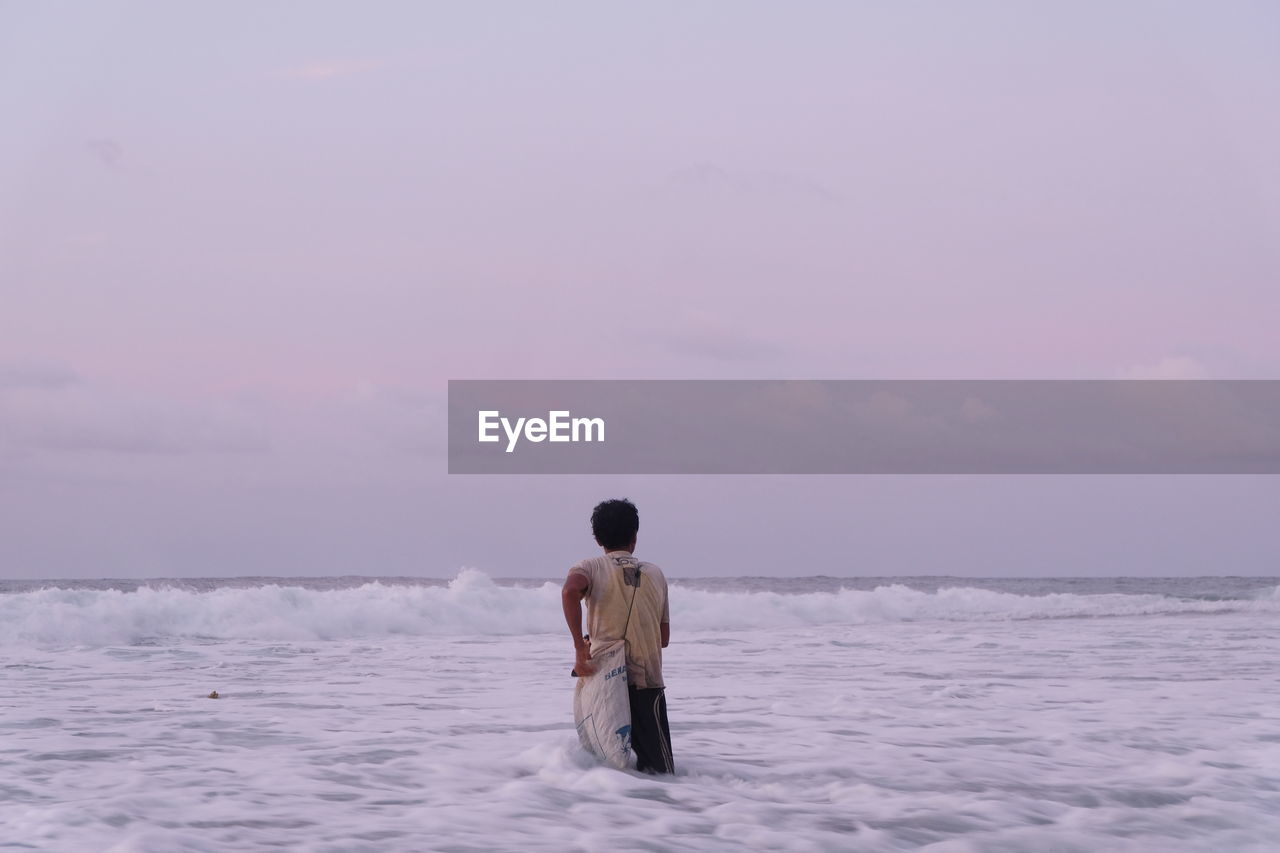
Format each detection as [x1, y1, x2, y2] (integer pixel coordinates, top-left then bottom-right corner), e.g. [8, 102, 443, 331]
[561, 498, 674, 774]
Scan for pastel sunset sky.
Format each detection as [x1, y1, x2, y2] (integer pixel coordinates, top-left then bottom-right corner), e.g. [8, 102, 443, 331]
[3, 2, 1277, 577]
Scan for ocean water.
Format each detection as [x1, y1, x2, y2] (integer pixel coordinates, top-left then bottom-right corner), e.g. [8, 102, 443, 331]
[2, 573, 1278, 852]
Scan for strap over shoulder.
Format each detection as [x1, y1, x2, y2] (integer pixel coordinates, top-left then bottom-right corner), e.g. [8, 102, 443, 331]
[609, 554, 643, 588]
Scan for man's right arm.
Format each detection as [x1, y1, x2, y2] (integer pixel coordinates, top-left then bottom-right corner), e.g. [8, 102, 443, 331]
[661, 584, 671, 648]
[562, 571, 595, 675]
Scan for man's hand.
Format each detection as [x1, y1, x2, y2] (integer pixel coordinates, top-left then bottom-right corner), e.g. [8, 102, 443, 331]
[574, 645, 596, 677]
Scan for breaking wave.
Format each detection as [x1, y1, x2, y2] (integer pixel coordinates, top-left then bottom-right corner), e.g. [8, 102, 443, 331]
[2, 569, 1276, 646]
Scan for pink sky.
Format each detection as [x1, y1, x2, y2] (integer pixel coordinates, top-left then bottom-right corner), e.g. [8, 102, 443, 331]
[2, 3, 1278, 577]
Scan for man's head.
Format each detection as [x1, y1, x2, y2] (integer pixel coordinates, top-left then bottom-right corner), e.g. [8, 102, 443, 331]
[591, 498, 639, 552]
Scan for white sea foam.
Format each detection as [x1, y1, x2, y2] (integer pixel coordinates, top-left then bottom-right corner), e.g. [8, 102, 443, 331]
[2, 607, 1278, 851]
[2, 570, 1278, 647]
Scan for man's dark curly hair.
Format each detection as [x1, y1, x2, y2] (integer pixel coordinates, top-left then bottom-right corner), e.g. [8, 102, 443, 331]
[591, 498, 639, 551]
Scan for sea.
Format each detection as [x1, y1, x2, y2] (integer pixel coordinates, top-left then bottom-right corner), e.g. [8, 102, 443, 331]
[2, 573, 1277, 852]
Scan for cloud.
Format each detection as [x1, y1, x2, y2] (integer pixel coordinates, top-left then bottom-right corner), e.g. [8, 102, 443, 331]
[86, 138, 123, 169]
[317, 384, 446, 456]
[1116, 356, 1211, 380]
[0, 360, 81, 390]
[279, 60, 383, 81]
[666, 163, 839, 204]
[0, 360, 450, 465]
[960, 396, 1000, 423]
[658, 313, 785, 362]
[0, 372, 269, 455]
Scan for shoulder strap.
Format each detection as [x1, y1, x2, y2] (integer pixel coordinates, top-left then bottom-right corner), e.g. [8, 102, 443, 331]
[619, 559, 643, 648]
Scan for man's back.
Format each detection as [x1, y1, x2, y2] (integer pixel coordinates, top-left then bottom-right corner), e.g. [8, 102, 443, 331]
[569, 551, 669, 689]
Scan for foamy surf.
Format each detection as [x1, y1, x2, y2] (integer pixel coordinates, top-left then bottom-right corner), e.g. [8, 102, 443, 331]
[3, 598, 1278, 851]
[1, 570, 1277, 647]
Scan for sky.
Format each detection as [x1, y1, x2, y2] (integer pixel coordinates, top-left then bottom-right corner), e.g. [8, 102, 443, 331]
[2, 2, 1278, 578]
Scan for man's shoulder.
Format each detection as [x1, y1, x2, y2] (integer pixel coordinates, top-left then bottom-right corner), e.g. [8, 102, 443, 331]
[639, 560, 667, 584]
[570, 554, 666, 583]
[569, 555, 608, 574]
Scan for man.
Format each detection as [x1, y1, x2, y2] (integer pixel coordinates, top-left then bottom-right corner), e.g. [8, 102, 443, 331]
[561, 498, 673, 774]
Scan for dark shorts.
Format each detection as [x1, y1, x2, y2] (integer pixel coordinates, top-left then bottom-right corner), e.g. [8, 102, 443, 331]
[628, 686, 674, 774]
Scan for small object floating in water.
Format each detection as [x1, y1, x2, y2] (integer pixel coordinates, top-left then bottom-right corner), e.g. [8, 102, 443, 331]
[207, 691, 220, 699]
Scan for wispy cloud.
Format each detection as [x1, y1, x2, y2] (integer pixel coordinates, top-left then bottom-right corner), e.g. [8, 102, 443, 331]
[1116, 356, 1210, 380]
[658, 312, 785, 362]
[86, 137, 123, 169]
[0, 365, 269, 455]
[278, 60, 384, 81]
[0, 360, 81, 390]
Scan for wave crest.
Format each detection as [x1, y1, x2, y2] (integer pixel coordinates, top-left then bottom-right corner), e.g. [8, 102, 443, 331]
[1, 570, 1275, 646]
